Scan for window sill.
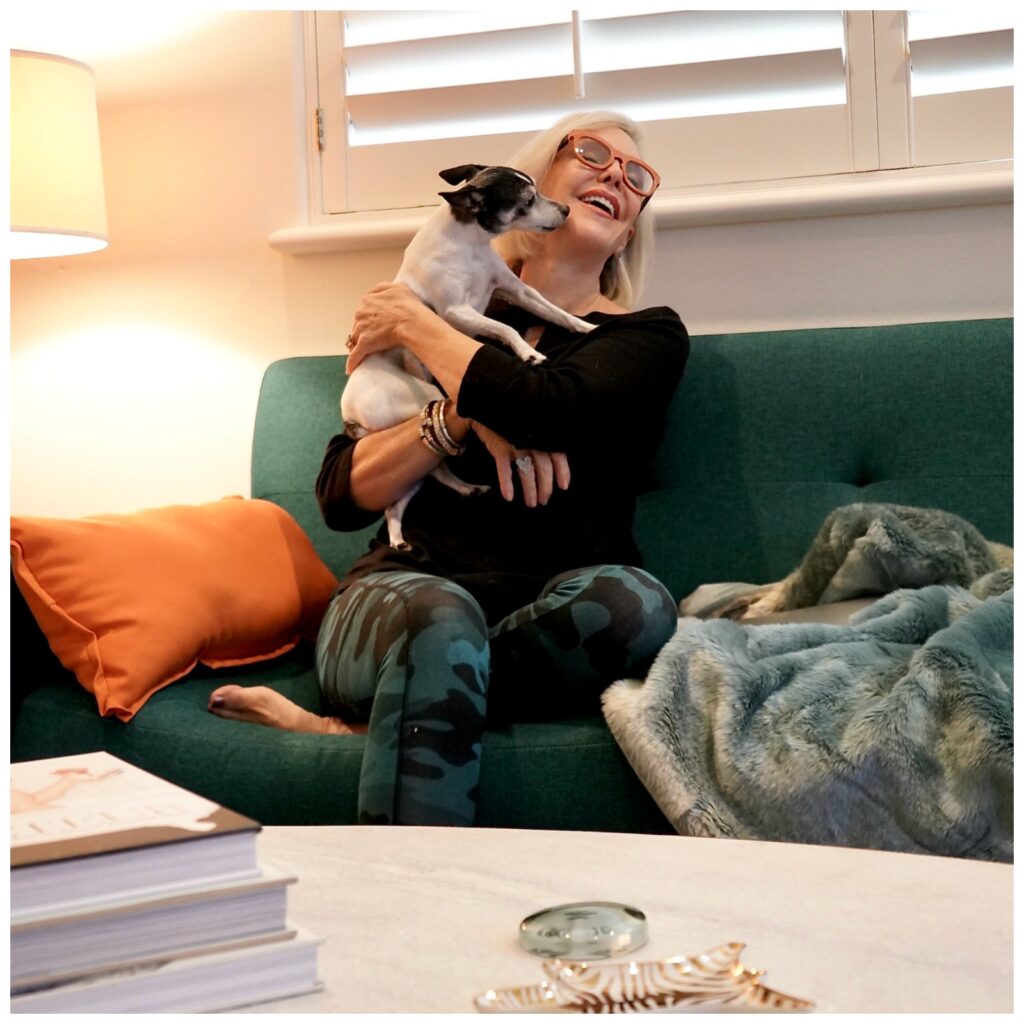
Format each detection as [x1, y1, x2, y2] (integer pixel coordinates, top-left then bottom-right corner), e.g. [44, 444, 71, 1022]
[268, 160, 1012, 255]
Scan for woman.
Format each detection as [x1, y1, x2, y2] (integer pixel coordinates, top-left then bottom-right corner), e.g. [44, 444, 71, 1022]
[209, 111, 689, 826]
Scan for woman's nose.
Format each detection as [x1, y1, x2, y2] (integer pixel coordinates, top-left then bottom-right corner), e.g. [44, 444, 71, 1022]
[598, 159, 626, 189]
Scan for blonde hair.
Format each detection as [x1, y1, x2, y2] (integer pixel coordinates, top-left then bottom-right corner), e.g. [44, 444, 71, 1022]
[493, 110, 654, 311]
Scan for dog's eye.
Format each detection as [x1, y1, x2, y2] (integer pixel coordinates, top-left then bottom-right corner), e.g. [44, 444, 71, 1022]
[525, 195, 535, 208]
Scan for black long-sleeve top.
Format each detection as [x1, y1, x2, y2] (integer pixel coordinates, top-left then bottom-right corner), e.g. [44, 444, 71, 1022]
[316, 305, 689, 624]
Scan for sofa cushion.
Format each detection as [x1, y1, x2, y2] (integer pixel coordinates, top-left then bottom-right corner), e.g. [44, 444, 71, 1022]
[11, 651, 673, 832]
[10, 498, 338, 722]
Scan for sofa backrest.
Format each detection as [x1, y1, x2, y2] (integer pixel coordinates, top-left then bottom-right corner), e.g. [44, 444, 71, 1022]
[253, 318, 1012, 600]
[635, 318, 1013, 598]
[251, 354, 379, 582]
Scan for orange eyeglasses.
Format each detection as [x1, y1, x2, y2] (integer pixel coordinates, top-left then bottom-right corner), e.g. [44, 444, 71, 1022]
[560, 131, 661, 199]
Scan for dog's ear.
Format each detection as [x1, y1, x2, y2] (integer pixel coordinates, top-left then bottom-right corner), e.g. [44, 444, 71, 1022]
[439, 164, 486, 185]
[438, 186, 485, 213]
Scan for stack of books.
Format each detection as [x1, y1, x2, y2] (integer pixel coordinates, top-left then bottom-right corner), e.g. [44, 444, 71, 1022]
[11, 751, 322, 1013]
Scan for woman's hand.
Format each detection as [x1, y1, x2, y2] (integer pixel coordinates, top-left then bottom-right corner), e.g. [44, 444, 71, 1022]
[346, 281, 484, 407]
[346, 282, 435, 371]
[471, 422, 570, 507]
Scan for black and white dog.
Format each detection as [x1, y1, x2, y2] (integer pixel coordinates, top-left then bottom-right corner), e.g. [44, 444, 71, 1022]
[341, 164, 594, 549]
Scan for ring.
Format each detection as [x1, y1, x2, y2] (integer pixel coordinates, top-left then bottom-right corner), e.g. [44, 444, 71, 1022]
[515, 455, 533, 472]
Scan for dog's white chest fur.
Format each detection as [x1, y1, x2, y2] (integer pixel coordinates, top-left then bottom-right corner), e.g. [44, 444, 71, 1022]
[395, 211, 501, 316]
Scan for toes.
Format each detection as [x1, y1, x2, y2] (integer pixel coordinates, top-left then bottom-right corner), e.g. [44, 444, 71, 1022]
[208, 684, 245, 711]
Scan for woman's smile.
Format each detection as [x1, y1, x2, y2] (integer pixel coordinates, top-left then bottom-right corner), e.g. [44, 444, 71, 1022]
[576, 188, 621, 220]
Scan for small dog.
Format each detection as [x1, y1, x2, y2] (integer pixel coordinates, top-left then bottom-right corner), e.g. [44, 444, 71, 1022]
[341, 164, 595, 549]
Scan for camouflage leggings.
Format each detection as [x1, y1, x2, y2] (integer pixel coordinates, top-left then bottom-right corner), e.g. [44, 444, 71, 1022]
[315, 565, 677, 826]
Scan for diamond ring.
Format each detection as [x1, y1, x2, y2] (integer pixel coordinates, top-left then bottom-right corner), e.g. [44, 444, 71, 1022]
[515, 455, 534, 472]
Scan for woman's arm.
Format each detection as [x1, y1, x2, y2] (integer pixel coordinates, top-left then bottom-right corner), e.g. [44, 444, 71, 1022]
[346, 282, 483, 406]
[457, 307, 690, 454]
[319, 400, 568, 526]
[347, 402, 469, 512]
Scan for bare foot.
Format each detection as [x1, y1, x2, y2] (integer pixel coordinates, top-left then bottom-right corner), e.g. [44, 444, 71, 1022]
[207, 685, 364, 735]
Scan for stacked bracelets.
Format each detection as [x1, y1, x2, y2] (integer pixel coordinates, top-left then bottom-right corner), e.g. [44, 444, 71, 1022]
[419, 399, 467, 457]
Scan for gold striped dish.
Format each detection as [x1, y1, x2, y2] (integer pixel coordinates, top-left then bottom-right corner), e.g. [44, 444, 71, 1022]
[474, 941, 813, 1013]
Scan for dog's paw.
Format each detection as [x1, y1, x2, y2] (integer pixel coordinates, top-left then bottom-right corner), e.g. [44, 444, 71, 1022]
[571, 318, 596, 333]
[447, 482, 490, 498]
[523, 349, 547, 365]
[344, 420, 370, 440]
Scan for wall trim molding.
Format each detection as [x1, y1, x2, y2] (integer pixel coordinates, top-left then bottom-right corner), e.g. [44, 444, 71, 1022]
[268, 160, 1012, 255]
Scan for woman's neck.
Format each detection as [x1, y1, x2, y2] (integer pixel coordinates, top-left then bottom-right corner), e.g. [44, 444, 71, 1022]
[518, 251, 613, 316]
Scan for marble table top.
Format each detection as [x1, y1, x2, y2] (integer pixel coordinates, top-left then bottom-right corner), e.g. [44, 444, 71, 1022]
[237, 825, 1011, 1014]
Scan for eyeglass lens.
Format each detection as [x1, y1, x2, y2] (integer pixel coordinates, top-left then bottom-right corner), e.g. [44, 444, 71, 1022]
[573, 137, 656, 195]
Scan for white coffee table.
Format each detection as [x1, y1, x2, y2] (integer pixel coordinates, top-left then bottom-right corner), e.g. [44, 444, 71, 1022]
[237, 825, 1011, 1014]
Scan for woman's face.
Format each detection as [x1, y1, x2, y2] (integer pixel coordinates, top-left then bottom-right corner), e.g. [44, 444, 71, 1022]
[537, 126, 644, 259]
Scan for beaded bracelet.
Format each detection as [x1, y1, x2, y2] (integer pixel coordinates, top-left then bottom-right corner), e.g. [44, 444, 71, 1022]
[432, 398, 465, 455]
[419, 399, 466, 457]
[419, 412, 448, 457]
[419, 401, 448, 456]
[433, 399, 467, 455]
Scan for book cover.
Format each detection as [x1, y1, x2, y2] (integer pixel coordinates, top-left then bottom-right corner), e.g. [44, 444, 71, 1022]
[11, 751, 258, 869]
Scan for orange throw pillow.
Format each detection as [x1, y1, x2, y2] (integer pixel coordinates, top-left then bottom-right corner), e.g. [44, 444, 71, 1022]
[10, 498, 339, 722]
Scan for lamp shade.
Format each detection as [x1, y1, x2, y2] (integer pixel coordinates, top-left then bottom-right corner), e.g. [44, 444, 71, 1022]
[10, 50, 109, 259]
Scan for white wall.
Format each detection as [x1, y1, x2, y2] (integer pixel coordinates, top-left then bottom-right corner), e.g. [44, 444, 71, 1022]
[649, 203, 1012, 335]
[9, 12, 1013, 518]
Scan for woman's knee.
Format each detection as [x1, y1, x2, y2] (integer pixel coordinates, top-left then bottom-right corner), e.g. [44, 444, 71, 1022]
[316, 572, 489, 712]
[549, 564, 677, 663]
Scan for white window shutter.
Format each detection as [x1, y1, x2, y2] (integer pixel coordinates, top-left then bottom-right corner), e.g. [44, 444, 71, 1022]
[309, 10, 1013, 216]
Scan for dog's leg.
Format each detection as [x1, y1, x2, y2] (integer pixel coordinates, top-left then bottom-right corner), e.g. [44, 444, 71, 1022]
[493, 271, 596, 334]
[386, 469, 487, 549]
[444, 305, 547, 364]
[385, 481, 423, 550]
[430, 462, 489, 497]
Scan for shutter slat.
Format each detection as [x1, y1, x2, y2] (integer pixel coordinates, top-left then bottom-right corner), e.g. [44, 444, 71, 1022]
[907, 10, 1014, 42]
[343, 11, 570, 47]
[583, 10, 843, 71]
[345, 23, 572, 96]
[346, 10, 845, 96]
[348, 49, 846, 146]
[910, 29, 1013, 95]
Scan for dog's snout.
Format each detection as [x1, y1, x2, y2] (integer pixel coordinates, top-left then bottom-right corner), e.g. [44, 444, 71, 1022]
[539, 202, 570, 231]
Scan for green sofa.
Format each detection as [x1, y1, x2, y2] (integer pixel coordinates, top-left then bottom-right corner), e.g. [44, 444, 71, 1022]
[11, 318, 1013, 832]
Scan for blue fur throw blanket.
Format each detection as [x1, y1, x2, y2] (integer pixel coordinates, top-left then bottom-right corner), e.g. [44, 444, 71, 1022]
[604, 505, 1013, 861]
